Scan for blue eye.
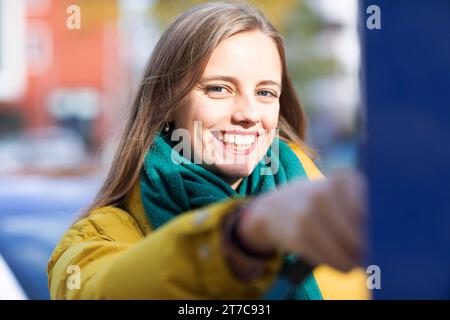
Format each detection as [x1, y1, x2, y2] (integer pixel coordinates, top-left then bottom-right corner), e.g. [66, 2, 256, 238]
[208, 86, 226, 93]
[257, 90, 277, 98]
[205, 85, 232, 97]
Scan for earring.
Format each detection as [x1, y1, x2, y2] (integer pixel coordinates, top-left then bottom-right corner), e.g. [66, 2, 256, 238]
[163, 122, 170, 132]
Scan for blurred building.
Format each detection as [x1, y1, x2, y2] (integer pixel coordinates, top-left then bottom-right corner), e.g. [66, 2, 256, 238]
[0, 0, 360, 173]
[0, 0, 127, 152]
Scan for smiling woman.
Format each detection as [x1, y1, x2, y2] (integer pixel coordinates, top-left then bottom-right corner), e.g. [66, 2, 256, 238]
[172, 30, 282, 186]
[47, 1, 367, 300]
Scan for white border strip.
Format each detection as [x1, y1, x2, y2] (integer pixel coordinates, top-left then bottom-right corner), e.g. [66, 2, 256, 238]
[0, 0, 26, 101]
[0, 254, 28, 300]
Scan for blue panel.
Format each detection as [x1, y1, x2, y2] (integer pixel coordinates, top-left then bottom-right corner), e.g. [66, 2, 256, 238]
[360, 0, 450, 299]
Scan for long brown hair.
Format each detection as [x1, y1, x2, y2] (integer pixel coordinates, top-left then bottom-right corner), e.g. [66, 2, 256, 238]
[84, 1, 311, 215]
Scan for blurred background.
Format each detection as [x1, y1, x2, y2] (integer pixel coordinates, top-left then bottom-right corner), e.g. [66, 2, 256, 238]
[0, 0, 361, 299]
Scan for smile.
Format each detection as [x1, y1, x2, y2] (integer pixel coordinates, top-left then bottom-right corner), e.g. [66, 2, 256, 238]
[212, 130, 260, 155]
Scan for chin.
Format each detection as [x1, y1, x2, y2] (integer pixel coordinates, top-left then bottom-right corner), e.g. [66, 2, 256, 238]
[213, 162, 258, 180]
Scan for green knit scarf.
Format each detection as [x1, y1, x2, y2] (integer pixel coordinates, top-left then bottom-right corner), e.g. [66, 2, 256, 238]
[140, 132, 322, 300]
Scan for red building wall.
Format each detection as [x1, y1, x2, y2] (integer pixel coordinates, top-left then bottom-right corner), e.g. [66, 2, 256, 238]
[7, 0, 125, 149]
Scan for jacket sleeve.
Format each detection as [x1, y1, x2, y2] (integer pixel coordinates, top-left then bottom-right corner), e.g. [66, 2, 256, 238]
[47, 198, 283, 299]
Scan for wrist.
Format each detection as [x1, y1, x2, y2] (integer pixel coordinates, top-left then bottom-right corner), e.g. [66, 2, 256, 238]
[234, 199, 276, 258]
[221, 201, 269, 282]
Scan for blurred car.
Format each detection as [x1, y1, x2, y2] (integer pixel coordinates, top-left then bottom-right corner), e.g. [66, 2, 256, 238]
[0, 173, 101, 299]
[0, 127, 90, 176]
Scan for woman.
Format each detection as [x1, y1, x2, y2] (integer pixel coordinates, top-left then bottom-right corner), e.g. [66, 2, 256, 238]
[47, 1, 367, 299]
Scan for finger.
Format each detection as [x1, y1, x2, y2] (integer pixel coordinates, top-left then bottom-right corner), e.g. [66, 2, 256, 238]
[317, 194, 364, 259]
[329, 170, 368, 238]
[331, 170, 369, 256]
[315, 193, 364, 263]
[300, 214, 359, 272]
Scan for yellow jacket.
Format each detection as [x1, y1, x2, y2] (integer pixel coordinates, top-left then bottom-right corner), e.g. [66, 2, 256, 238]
[47, 144, 369, 299]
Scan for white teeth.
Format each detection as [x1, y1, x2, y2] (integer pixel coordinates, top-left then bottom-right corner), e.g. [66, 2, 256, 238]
[235, 135, 245, 144]
[219, 133, 256, 147]
[234, 144, 251, 151]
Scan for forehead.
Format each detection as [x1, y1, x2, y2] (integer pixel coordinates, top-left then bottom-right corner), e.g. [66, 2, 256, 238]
[202, 30, 282, 82]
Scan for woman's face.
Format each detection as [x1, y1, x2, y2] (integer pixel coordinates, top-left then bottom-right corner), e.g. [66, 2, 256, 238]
[173, 30, 282, 188]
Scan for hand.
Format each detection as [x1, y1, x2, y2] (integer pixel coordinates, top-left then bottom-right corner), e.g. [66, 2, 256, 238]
[237, 169, 367, 272]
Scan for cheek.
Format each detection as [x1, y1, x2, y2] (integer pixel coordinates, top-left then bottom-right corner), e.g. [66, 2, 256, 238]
[175, 96, 216, 131]
[261, 105, 280, 129]
[190, 99, 230, 129]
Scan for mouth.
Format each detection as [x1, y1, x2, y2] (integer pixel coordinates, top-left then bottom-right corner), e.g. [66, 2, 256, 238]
[211, 130, 261, 155]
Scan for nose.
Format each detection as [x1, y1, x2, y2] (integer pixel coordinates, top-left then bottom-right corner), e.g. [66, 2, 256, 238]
[231, 94, 261, 127]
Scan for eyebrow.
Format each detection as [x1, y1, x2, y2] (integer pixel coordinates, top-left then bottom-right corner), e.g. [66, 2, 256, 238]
[200, 75, 282, 90]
